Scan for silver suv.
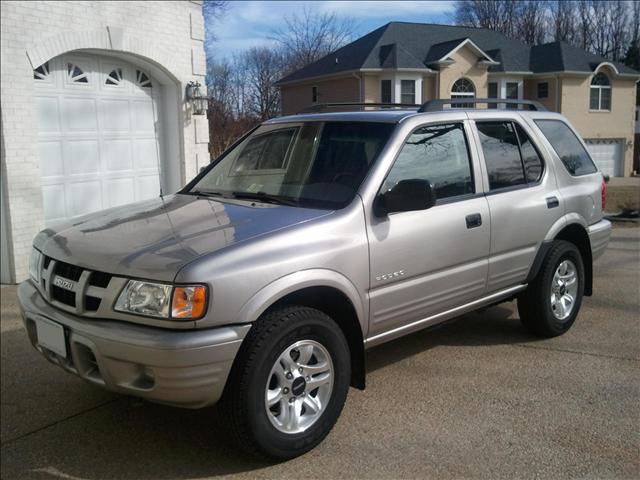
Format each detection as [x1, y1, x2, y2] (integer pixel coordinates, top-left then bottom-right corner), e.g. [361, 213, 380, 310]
[19, 99, 611, 459]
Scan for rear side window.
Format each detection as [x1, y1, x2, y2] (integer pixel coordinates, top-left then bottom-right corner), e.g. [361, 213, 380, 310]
[535, 120, 597, 176]
[383, 123, 474, 200]
[477, 121, 544, 190]
[514, 124, 543, 183]
[476, 122, 526, 190]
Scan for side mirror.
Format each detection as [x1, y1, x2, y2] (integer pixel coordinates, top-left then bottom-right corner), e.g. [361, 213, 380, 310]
[374, 179, 436, 217]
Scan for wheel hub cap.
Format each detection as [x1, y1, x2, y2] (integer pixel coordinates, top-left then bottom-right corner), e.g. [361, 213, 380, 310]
[291, 376, 306, 396]
[265, 339, 334, 434]
[550, 259, 578, 321]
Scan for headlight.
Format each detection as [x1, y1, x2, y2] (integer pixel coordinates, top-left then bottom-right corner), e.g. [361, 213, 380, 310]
[29, 248, 42, 283]
[115, 281, 208, 320]
[115, 281, 172, 318]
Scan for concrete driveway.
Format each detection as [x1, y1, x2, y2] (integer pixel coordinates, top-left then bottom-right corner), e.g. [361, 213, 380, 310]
[1, 225, 638, 479]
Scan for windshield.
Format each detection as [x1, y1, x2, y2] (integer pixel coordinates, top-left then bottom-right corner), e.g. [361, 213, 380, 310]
[188, 121, 396, 209]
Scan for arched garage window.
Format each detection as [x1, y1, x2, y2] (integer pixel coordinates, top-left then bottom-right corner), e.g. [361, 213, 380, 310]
[451, 78, 475, 108]
[590, 72, 611, 111]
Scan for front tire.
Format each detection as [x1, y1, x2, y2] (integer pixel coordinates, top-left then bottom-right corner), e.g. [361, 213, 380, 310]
[219, 306, 351, 460]
[518, 240, 585, 338]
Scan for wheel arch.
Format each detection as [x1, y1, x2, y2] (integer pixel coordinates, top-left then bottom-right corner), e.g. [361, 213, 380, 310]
[530, 218, 593, 296]
[234, 270, 367, 390]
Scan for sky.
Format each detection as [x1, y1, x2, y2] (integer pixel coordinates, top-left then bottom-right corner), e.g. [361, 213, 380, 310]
[204, 1, 456, 62]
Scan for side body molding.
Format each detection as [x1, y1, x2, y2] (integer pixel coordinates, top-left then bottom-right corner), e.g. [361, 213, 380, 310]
[233, 269, 368, 335]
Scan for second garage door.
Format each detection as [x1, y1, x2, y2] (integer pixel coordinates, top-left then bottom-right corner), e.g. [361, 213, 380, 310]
[34, 54, 163, 226]
[585, 139, 624, 177]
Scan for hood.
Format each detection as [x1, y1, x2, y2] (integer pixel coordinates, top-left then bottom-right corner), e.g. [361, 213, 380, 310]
[35, 194, 331, 281]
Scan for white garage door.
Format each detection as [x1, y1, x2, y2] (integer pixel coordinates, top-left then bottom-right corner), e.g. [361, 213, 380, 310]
[584, 139, 623, 177]
[34, 54, 162, 225]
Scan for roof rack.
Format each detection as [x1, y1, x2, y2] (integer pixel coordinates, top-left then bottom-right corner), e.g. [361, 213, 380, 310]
[418, 98, 546, 112]
[298, 102, 420, 114]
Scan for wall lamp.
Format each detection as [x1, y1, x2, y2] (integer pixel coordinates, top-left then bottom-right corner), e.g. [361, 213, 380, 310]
[185, 81, 208, 115]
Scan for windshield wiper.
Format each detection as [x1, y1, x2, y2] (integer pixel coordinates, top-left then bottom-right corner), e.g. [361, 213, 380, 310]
[231, 191, 300, 207]
[188, 190, 228, 198]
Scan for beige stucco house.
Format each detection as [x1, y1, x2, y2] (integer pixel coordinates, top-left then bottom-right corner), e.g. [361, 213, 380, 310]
[278, 22, 639, 178]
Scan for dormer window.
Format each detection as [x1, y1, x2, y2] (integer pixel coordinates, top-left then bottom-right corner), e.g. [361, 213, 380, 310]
[590, 72, 611, 111]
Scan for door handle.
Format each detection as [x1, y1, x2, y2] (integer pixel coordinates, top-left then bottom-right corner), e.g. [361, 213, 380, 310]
[465, 213, 482, 229]
[546, 196, 560, 209]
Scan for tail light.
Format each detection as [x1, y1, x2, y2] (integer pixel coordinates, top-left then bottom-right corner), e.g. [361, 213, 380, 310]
[601, 179, 606, 212]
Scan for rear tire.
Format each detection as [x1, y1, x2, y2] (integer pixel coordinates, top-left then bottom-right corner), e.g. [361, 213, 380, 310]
[518, 240, 585, 338]
[218, 305, 351, 460]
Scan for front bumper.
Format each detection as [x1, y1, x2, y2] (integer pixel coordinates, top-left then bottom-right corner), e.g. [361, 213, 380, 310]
[18, 281, 250, 409]
[588, 218, 612, 261]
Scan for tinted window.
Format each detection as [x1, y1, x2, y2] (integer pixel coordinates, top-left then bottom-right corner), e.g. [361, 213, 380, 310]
[232, 128, 296, 172]
[514, 124, 543, 183]
[487, 82, 498, 109]
[193, 122, 395, 209]
[383, 123, 474, 200]
[477, 121, 526, 190]
[535, 120, 597, 176]
[381, 80, 392, 103]
[537, 82, 549, 99]
[506, 82, 519, 110]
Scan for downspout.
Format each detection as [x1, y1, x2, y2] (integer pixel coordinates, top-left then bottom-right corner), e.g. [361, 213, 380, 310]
[352, 72, 363, 102]
[555, 75, 560, 112]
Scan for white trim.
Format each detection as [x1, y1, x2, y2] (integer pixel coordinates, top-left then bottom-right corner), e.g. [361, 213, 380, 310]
[276, 67, 436, 87]
[593, 62, 620, 75]
[535, 70, 640, 79]
[436, 38, 498, 64]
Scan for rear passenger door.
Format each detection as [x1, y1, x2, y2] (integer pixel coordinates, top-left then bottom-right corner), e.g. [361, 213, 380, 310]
[470, 117, 563, 292]
[367, 121, 490, 338]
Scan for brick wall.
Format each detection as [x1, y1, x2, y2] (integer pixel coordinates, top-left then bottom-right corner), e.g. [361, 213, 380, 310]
[0, 1, 208, 282]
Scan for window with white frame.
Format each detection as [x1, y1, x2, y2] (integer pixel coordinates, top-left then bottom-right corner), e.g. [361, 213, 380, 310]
[400, 80, 416, 104]
[451, 78, 475, 108]
[590, 72, 611, 110]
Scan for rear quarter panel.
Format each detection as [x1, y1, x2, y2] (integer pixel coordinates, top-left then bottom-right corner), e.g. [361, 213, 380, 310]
[522, 112, 605, 229]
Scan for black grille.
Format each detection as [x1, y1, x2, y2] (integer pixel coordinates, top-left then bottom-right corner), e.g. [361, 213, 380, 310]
[54, 261, 82, 282]
[85, 296, 101, 311]
[51, 285, 76, 307]
[43, 256, 52, 269]
[89, 271, 112, 288]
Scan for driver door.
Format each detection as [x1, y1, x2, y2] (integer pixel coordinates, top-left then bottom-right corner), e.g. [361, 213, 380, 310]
[366, 121, 490, 338]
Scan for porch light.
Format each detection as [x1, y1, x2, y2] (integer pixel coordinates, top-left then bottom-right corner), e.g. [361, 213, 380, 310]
[186, 81, 208, 115]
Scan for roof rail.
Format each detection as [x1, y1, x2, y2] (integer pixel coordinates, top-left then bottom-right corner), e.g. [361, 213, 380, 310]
[418, 98, 546, 112]
[298, 102, 420, 114]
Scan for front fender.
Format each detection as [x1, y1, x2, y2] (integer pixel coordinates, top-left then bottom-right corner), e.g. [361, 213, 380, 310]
[233, 269, 368, 335]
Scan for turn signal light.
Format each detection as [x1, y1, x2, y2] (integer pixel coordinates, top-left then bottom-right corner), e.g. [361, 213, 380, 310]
[171, 286, 207, 319]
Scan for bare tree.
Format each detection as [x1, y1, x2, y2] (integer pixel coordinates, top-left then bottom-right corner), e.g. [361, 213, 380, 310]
[607, 0, 631, 61]
[241, 47, 285, 120]
[550, 0, 577, 43]
[454, 0, 518, 38]
[271, 7, 356, 73]
[202, 0, 228, 42]
[515, 0, 548, 45]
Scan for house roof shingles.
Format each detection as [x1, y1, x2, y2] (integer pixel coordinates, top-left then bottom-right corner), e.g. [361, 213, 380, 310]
[278, 22, 638, 84]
